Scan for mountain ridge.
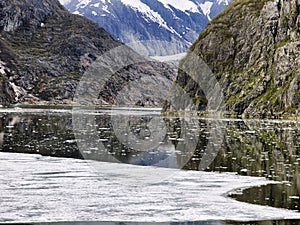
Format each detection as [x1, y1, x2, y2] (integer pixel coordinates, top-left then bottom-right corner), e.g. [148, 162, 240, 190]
[60, 0, 231, 55]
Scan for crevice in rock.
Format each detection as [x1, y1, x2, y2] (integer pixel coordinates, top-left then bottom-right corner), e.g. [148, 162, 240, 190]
[294, 0, 300, 27]
[273, 0, 281, 44]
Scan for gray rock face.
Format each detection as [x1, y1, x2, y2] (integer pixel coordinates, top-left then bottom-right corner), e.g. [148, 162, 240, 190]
[0, 0, 175, 106]
[177, 0, 300, 116]
[0, 0, 63, 32]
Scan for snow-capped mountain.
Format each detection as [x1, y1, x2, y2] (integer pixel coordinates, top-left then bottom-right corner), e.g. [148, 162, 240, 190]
[60, 0, 231, 55]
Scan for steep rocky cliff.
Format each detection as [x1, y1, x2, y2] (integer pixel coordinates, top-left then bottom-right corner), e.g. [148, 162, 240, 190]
[177, 0, 300, 117]
[0, 0, 175, 106]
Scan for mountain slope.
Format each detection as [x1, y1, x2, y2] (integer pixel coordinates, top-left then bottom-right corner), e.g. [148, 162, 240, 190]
[60, 0, 230, 55]
[0, 0, 175, 105]
[176, 0, 300, 117]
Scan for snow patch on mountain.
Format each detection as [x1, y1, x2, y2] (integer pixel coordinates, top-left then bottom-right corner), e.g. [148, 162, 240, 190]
[59, 0, 72, 5]
[73, 10, 83, 15]
[200, 1, 213, 20]
[157, 0, 200, 13]
[59, 0, 231, 54]
[102, 4, 110, 14]
[100, 0, 111, 3]
[76, 0, 92, 8]
[120, 0, 178, 35]
[218, 0, 230, 4]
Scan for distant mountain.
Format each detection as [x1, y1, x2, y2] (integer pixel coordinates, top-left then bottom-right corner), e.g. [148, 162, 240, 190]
[59, 0, 231, 55]
[176, 0, 300, 117]
[0, 0, 176, 106]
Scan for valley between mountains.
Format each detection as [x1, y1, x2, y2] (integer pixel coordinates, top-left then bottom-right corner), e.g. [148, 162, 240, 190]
[0, 0, 299, 117]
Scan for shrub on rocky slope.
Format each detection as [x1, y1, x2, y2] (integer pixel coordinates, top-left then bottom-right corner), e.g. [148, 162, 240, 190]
[177, 0, 300, 117]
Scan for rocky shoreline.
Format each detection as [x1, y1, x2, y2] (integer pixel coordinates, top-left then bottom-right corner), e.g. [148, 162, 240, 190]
[5, 103, 299, 120]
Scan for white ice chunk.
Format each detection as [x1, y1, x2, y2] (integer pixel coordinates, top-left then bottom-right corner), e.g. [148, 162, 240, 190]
[0, 152, 299, 222]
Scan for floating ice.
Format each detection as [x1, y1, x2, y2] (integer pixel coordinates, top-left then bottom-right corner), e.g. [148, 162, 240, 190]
[0, 152, 299, 222]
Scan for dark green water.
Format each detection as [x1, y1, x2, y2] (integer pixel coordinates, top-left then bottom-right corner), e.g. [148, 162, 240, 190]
[0, 107, 299, 221]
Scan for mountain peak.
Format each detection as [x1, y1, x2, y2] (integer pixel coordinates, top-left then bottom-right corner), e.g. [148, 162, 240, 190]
[60, 0, 231, 54]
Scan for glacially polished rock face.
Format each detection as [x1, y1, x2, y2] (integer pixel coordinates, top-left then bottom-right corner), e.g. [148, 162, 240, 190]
[176, 0, 300, 116]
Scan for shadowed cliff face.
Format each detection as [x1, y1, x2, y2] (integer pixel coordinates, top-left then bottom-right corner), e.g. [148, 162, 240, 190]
[177, 0, 300, 116]
[0, 0, 176, 106]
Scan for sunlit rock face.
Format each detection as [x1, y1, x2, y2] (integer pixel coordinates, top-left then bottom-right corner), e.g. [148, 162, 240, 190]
[60, 0, 231, 55]
[176, 0, 300, 117]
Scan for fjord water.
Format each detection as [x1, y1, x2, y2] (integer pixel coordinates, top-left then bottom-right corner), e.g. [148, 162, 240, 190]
[0, 107, 299, 223]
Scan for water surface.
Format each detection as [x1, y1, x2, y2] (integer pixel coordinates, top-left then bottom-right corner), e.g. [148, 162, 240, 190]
[0, 107, 299, 222]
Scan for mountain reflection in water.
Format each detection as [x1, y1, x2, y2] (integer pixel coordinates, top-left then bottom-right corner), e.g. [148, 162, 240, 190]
[0, 108, 299, 212]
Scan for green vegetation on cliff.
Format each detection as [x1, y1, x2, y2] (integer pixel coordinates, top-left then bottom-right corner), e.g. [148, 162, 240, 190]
[178, 0, 300, 117]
